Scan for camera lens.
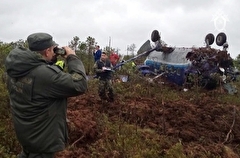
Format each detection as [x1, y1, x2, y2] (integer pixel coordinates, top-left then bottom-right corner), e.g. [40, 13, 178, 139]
[53, 47, 66, 55]
[53, 47, 58, 53]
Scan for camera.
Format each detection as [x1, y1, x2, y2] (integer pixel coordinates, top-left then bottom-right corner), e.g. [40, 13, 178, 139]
[53, 47, 66, 55]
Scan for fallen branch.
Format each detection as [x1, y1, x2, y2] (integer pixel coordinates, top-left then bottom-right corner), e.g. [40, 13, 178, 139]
[70, 135, 85, 147]
[222, 105, 236, 144]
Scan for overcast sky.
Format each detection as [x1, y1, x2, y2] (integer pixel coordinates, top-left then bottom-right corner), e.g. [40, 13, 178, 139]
[1, 0, 240, 58]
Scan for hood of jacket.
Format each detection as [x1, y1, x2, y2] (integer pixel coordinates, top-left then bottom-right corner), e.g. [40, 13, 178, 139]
[5, 46, 46, 78]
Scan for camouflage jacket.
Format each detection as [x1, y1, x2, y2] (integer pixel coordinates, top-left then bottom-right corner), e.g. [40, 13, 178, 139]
[5, 46, 87, 153]
[93, 59, 113, 80]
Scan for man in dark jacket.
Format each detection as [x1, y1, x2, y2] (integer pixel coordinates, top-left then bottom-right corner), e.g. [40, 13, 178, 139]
[5, 32, 87, 158]
[93, 52, 114, 102]
[93, 45, 102, 62]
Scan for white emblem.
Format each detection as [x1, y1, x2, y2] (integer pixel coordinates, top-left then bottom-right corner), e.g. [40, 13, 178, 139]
[212, 10, 229, 32]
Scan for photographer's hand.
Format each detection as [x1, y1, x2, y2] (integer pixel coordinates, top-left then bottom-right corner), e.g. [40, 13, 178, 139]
[62, 46, 76, 58]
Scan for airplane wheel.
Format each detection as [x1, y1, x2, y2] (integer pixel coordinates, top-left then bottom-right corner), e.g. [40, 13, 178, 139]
[205, 33, 214, 45]
[216, 32, 227, 46]
[151, 30, 160, 42]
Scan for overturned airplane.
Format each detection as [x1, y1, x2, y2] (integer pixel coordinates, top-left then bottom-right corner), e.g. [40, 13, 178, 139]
[115, 30, 239, 93]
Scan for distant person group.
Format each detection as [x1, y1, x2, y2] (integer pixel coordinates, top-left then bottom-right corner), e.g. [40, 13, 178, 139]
[93, 45, 120, 67]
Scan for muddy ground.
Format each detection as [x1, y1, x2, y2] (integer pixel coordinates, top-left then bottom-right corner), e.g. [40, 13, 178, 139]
[55, 79, 240, 158]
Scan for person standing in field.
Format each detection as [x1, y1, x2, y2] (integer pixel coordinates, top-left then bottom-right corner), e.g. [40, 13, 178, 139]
[93, 52, 114, 102]
[109, 51, 120, 67]
[5, 32, 88, 158]
[93, 45, 102, 62]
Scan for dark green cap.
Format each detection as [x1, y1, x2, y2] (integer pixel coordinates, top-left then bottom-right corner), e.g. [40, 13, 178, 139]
[27, 33, 58, 51]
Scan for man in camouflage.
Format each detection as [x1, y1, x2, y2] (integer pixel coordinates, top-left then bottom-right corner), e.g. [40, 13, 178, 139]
[5, 32, 87, 158]
[94, 52, 114, 102]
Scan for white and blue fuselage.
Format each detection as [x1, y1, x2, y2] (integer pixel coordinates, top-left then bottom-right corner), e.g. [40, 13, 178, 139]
[144, 47, 192, 85]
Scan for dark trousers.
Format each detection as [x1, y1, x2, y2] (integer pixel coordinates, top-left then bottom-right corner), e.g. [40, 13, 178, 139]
[18, 150, 55, 158]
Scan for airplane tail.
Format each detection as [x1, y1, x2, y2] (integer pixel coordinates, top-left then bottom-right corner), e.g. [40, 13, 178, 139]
[136, 40, 152, 55]
[113, 42, 160, 70]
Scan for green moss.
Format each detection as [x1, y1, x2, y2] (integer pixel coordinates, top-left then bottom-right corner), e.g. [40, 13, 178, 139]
[90, 114, 175, 158]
